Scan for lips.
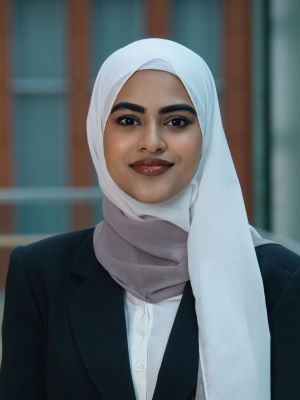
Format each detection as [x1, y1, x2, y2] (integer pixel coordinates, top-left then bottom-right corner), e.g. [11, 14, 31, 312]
[129, 158, 174, 176]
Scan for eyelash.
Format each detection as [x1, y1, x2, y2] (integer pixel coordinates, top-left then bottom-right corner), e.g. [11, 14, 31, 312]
[117, 116, 140, 126]
[165, 117, 191, 128]
[116, 116, 192, 128]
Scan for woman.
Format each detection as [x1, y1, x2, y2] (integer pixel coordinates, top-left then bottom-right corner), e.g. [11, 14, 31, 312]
[1, 38, 300, 400]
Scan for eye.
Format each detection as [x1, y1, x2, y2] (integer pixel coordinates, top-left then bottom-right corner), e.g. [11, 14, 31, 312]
[165, 117, 190, 128]
[117, 116, 140, 126]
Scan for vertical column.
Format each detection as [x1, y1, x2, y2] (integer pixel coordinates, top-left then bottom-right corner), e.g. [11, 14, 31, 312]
[224, 0, 253, 220]
[270, 0, 300, 240]
[0, 0, 12, 288]
[69, 0, 92, 229]
[252, 0, 271, 229]
[146, 0, 170, 38]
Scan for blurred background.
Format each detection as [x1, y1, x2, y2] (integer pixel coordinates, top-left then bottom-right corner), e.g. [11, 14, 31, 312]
[0, 0, 300, 356]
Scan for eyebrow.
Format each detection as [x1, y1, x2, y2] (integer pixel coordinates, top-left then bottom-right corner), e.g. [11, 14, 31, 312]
[159, 104, 196, 116]
[111, 102, 145, 114]
[110, 102, 197, 116]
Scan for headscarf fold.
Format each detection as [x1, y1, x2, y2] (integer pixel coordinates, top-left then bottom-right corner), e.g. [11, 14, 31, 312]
[94, 196, 189, 303]
[87, 38, 270, 400]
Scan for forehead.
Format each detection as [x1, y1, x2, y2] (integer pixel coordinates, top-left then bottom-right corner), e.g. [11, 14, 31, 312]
[113, 69, 194, 106]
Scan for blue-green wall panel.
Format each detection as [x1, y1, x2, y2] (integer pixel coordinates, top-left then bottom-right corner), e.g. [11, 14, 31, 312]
[14, 95, 68, 186]
[12, 0, 67, 79]
[171, 0, 223, 80]
[12, 0, 69, 233]
[14, 95, 69, 233]
[270, 0, 300, 241]
[91, 0, 144, 78]
[252, 0, 270, 229]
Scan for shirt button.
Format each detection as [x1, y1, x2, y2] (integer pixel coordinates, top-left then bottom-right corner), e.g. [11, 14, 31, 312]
[135, 361, 142, 372]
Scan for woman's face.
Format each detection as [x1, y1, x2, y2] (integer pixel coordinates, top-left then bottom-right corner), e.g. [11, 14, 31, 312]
[104, 70, 202, 203]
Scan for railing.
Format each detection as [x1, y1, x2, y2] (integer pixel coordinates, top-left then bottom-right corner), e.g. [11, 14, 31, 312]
[257, 228, 300, 255]
[0, 186, 104, 290]
[0, 187, 102, 204]
[1, 186, 300, 253]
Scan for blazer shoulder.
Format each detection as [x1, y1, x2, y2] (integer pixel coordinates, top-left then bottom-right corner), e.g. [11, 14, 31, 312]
[10, 227, 95, 279]
[255, 243, 300, 313]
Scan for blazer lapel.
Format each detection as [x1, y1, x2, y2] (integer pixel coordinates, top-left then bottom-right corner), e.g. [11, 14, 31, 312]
[68, 232, 136, 400]
[153, 281, 199, 400]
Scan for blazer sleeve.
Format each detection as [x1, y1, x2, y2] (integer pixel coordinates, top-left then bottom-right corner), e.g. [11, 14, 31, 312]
[0, 247, 47, 400]
[270, 261, 300, 400]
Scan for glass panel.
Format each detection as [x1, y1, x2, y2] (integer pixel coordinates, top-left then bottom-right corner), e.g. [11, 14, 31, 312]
[252, 0, 270, 229]
[91, 0, 144, 78]
[12, 0, 69, 233]
[270, 0, 300, 241]
[14, 94, 68, 233]
[12, 0, 67, 79]
[171, 0, 223, 80]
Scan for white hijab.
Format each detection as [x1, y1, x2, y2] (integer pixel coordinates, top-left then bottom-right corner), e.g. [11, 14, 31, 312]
[87, 38, 270, 400]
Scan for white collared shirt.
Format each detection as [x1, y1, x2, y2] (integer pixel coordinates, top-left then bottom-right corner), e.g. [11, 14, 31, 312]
[124, 291, 182, 400]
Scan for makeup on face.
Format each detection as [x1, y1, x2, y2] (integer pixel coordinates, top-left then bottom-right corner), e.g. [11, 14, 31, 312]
[103, 70, 202, 203]
[129, 157, 174, 176]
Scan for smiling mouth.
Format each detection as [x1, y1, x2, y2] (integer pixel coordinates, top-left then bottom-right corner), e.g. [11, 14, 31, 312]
[129, 158, 174, 176]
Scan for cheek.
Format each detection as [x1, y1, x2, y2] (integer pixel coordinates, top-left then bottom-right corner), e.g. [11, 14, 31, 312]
[103, 128, 121, 175]
[103, 129, 136, 181]
[104, 130, 124, 167]
[177, 131, 202, 173]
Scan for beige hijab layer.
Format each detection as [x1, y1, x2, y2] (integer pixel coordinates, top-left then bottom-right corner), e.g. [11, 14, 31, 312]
[87, 38, 270, 400]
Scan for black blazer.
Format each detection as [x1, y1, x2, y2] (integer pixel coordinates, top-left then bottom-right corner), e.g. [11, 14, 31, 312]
[0, 228, 300, 400]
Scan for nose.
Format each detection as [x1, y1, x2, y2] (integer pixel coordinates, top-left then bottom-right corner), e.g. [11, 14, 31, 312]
[138, 123, 167, 153]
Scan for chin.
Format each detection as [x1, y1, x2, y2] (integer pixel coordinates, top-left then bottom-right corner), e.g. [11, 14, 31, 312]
[128, 188, 174, 204]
